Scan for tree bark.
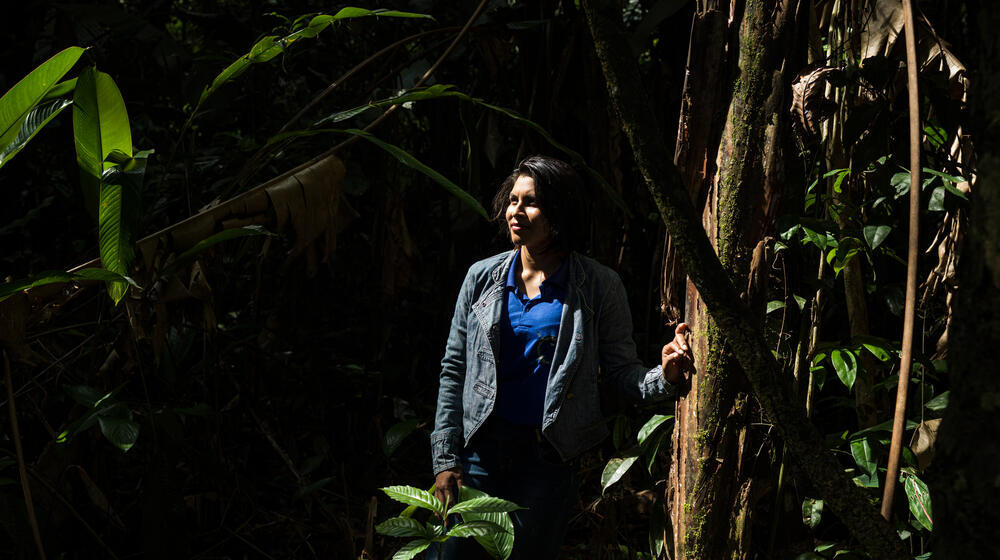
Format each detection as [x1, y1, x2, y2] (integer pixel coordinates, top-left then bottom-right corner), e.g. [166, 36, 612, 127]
[931, 1, 1000, 556]
[581, 1, 908, 558]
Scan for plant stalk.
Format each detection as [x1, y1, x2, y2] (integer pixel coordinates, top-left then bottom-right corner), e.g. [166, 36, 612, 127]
[881, 0, 921, 521]
[4, 350, 47, 560]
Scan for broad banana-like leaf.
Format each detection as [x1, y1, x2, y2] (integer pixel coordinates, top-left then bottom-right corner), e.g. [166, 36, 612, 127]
[0, 46, 85, 163]
[0, 98, 72, 169]
[0, 267, 138, 303]
[73, 67, 133, 217]
[97, 150, 151, 305]
[198, 7, 432, 106]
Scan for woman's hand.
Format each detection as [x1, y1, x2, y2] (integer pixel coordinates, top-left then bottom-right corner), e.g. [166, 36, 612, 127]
[661, 322, 692, 384]
[434, 468, 463, 511]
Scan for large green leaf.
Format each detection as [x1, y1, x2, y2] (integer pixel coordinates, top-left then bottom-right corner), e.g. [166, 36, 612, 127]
[637, 414, 673, 446]
[97, 151, 151, 305]
[447, 520, 508, 539]
[391, 539, 431, 560]
[73, 66, 133, 220]
[0, 46, 85, 151]
[98, 416, 140, 452]
[901, 469, 933, 531]
[0, 98, 72, 169]
[448, 496, 522, 515]
[310, 85, 628, 214]
[601, 452, 639, 493]
[375, 516, 434, 539]
[850, 437, 879, 488]
[831, 349, 857, 390]
[199, 8, 432, 106]
[381, 485, 443, 516]
[459, 486, 514, 560]
[0, 267, 138, 303]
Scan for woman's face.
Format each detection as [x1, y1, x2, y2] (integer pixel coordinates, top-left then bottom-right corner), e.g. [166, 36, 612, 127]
[505, 175, 553, 250]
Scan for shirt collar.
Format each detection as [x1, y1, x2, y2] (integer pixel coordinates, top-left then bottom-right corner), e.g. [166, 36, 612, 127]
[505, 248, 569, 291]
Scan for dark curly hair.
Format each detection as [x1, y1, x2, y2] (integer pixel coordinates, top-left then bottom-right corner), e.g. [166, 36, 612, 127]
[491, 155, 588, 254]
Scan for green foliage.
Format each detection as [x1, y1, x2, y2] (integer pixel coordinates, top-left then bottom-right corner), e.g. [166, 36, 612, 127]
[305, 84, 629, 214]
[0, 267, 137, 303]
[197, 8, 432, 108]
[58, 384, 140, 452]
[0, 46, 85, 168]
[377, 485, 519, 559]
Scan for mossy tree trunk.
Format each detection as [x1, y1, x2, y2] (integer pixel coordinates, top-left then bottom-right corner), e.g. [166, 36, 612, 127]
[667, 1, 804, 557]
[931, 2, 1000, 556]
[584, 0, 907, 558]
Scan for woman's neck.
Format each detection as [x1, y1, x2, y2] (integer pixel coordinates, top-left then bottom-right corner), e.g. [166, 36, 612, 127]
[518, 244, 565, 282]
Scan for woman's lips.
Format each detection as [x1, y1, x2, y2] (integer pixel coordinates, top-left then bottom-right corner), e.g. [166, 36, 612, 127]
[510, 223, 524, 231]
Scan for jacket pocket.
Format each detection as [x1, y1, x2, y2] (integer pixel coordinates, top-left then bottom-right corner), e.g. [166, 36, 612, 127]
[473, 381, 495, 399]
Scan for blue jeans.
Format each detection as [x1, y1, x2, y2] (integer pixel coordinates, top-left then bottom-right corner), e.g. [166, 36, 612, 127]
[428, 418, 579, 559]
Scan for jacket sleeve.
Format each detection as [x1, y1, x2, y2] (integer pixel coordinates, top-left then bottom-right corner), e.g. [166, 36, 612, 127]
[597, 270, 678, 402]
[430, 267, 476, 475]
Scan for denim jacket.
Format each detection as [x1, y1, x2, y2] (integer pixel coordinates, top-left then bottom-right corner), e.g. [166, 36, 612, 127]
[431, 250, 677, 474]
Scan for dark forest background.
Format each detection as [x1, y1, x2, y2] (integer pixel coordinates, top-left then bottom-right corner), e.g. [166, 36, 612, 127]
[0, 1, 987, 559]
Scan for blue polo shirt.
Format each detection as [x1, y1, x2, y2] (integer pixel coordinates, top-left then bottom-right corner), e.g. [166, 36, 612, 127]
[494, 251, 568, 426]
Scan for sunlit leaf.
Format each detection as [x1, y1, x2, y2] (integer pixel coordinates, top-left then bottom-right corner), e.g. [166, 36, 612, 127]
[901, 469, 933, 531]
[381, 485, 443, 516]
[98, 416, 139, 452]
[861, 342, 891, 362]
[0, 267, 138, 303]
[0, 98, 72, 169]
[199, 8, 432, 106]
[375, 516, 434, 539]
[447, 520, 509, 538]
[74, 67, 133, 216]
[766, 300, 785, 314]
[459, 486, 515, 560]
[391, 538, 431, 560]
[0, 46, 85, 150]
[830, 349, 857, 390]
[601, 452, 639, 493]
[637, 414, 673, 446]
[448, 496, 522, 515]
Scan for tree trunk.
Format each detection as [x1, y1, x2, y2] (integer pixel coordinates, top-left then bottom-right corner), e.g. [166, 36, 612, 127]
[931, 2, 1000, 556]
[582, 0, 908, 557]
[666, 1, 807, 557]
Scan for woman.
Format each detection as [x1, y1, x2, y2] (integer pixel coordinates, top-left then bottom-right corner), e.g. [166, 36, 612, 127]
[430, 155, 691, 558]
